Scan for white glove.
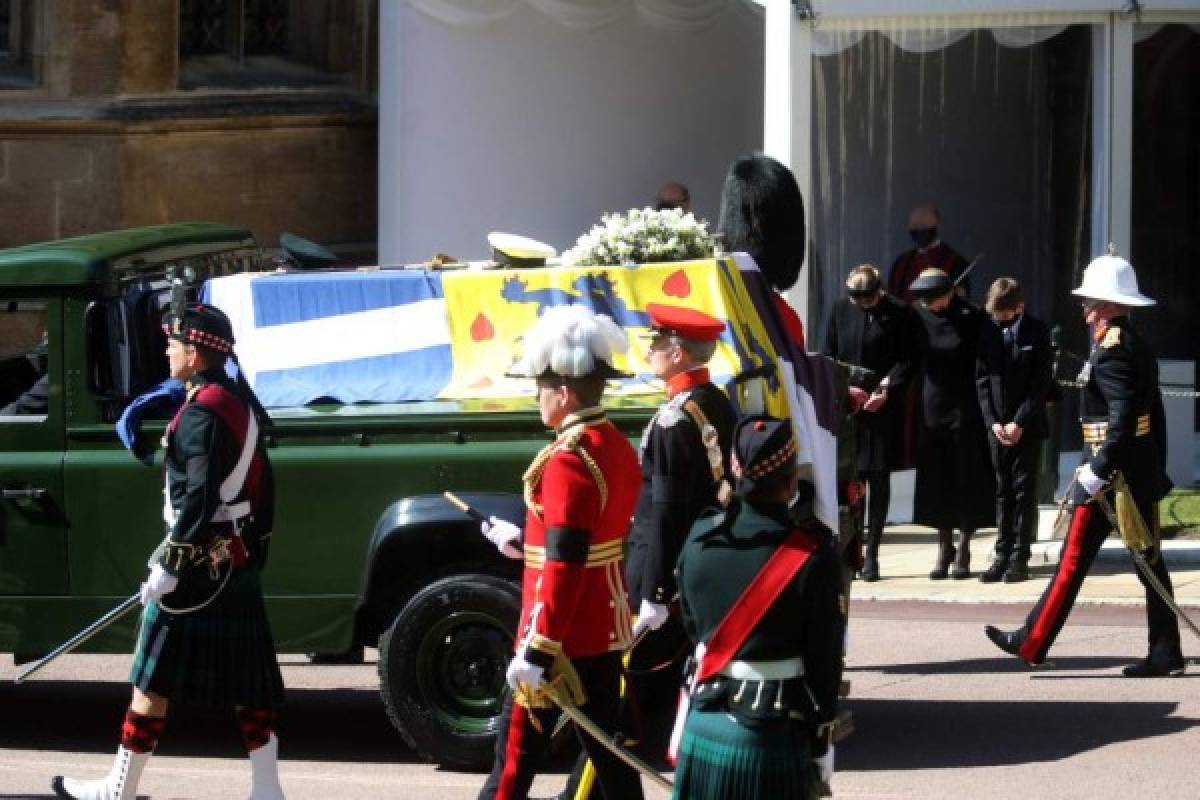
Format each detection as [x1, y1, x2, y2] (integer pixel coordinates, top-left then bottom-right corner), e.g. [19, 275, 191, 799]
[139, 564, 178, 606]
[1076, 464, 1106, 496]
[632, 599, 670, 638]
[505, 649, 545, 693]
[481, 516, 523, 559]
[813, 744, 835, 785]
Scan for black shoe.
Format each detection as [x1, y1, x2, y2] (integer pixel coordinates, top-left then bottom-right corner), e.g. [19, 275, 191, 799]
[951, 564, 971, 580]
[980, 561, 1007, 583]
[1122, 655, 1186, 678]
[861, 557, 880, 582]
[985, 625, 1023, 657]
[1003, 561, 1030, 583]
[929, 564, 949, 580]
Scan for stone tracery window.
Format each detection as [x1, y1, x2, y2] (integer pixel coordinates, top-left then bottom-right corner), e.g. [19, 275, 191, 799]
[0, 0, 38, 89]
[179, 0, 366, 90]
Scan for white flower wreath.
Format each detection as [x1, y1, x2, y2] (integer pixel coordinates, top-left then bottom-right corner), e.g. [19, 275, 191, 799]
[562, 207, 715, 267]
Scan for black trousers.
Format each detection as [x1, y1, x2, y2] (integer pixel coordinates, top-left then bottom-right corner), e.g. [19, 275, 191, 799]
[478, 651, 645, 800]
[988, 435, 1040, 563]
[1018, 498, 1180, 665]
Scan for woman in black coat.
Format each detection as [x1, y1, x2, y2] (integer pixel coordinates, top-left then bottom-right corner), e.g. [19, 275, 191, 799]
[908, 268, 997, 579]
[822, 264, 913, 581]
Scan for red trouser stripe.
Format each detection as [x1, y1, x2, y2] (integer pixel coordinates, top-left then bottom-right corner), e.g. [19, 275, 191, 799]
[495, 701, 532, 800]
[1020, 504, 1093, 664]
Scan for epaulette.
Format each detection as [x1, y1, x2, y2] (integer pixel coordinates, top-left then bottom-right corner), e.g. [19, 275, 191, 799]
[521, 426, 608, 519]
[1100, 326, 1122, 349]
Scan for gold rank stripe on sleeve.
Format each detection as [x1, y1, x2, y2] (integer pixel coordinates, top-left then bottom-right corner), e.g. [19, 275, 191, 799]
[523, 539, 624, 570]
[1081, 414, 1151, 443]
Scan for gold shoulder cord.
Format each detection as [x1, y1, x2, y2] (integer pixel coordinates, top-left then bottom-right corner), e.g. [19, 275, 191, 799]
[522, 425, 608, 520]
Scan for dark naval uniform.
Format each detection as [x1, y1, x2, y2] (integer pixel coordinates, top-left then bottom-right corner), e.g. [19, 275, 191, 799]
[1012, 316, 1179, 666]
[674, 503, 844, 799]
[129, 366, 283, 708]
[480, 408, 645, 800]
[626, 369, 735, 608]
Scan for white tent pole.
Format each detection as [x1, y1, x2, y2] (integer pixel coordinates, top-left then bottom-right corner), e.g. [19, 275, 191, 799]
[1109, 16, 1133, 259]
[378, 0, 401, 265]
[1090, 14, 1133, 259]
[763, 0, 813, 338]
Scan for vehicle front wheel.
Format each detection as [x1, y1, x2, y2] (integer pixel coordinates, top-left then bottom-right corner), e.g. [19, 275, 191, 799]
[378, 573, 520, 771]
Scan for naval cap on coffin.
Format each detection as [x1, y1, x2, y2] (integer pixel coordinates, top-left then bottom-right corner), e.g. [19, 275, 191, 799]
[488, 232, 557, 268]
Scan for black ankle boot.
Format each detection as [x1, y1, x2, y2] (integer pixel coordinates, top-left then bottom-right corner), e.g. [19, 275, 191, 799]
[951, 530, 972, 579]
[980, 558, 1007, 583]
[1003, 559, 1030, 583]
[929, 530, 954, 580]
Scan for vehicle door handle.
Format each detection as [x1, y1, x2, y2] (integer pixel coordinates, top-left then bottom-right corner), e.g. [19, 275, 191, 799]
[3, 488, 47, 502]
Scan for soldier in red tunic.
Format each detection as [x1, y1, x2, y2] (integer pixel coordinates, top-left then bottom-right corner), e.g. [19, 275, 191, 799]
[477, 305, 646, 800]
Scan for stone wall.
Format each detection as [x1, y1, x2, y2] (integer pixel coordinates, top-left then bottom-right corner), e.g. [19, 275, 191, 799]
[0, 1, 378, 257]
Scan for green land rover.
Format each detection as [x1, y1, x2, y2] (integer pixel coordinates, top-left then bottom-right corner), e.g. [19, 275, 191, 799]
[0, 222, 674, 770]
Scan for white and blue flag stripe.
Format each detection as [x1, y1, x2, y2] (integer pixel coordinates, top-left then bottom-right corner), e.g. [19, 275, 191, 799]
[204, 271, 452, 407]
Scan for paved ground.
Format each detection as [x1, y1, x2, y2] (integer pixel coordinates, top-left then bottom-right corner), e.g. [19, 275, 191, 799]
[852, 525, 1200, 606]
[3, 519, 1198, 799]
[3, 589, 1199, 798]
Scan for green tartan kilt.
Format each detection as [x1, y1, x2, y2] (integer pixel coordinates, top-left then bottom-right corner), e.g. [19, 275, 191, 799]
[672, 707, 817, 800]
[130, 566, 284, 709]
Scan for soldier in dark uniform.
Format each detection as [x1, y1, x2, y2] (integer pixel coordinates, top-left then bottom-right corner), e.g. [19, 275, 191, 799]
[822, 264, 913, 581]
[53, 303, 284, 800]
[908, 268, 997, 579]
[673, 415, 845, 800]
[478, 305, 645, 800]
[626, 303, 736, 637]
[986, 255, 1185, 677]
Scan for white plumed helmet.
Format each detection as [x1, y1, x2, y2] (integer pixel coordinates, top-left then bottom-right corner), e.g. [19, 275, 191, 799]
[1072, 252, 1155, 307]
[509, 304, 630, 380]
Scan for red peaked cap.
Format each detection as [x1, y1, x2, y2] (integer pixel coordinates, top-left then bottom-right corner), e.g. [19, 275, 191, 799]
[646, 302, 725, 342]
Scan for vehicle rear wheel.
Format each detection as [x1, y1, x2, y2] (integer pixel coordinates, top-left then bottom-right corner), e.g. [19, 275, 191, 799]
[378, 573, 520, 771]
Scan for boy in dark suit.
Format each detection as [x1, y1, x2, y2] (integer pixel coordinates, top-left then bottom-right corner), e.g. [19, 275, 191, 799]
[975, 278, 1053, 582]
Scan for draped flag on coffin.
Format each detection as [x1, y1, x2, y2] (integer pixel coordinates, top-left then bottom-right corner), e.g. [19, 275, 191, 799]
[203, 257, 840, 529]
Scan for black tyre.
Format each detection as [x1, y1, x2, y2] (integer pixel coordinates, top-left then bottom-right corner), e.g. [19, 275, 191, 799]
[378, 573, 520, 771]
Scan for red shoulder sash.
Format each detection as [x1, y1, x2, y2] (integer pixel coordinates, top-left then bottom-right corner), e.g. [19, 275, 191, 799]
[694, 528, 819, 684]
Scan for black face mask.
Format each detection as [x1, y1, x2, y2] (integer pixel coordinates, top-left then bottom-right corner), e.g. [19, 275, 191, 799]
[909, 227, 938, 248]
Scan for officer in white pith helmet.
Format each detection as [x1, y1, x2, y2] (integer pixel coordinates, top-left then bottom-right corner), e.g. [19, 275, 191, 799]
[986, 250, 1185, 677]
